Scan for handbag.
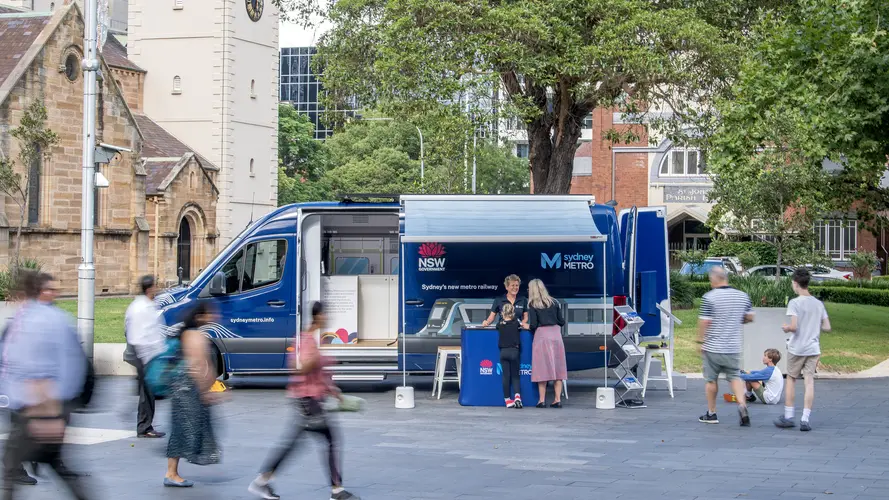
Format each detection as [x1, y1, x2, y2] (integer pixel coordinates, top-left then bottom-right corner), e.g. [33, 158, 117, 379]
[123, 343, 138, 366]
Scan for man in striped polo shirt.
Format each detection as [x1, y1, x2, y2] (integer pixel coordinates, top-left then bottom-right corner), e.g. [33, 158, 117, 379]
[697, 267, 755, 426]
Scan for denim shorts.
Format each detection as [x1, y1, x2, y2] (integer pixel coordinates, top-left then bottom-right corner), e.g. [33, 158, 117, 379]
[702, 351, 741, 382]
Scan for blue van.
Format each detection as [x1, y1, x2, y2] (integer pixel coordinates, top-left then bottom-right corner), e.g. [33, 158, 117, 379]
[155, 195, 670, 381]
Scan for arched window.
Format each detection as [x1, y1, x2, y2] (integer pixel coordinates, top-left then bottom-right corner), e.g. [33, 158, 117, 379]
[659, 148, 705, 176]
[64, 53, 79, 82]
[172, 75, 182, 94]
[249, 158, 255, 176]
[250, 79, 256, 97]
[189, 171, 196, 189]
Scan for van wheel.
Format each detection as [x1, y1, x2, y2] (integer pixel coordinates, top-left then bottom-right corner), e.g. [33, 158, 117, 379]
[202, 344, 225, 381]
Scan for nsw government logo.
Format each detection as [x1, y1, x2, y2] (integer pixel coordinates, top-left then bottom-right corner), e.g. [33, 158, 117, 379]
[541, 252, 595, 270]
[418, 242, 446, 271]
[479, 359, 494, 375]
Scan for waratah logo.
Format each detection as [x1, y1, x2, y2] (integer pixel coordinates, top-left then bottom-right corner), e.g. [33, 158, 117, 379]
[418, 242, 446, 271]
[480, 359, 494, 375]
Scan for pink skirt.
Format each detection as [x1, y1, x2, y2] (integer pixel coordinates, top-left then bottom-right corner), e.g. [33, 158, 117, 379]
[531, 325, 567, 382]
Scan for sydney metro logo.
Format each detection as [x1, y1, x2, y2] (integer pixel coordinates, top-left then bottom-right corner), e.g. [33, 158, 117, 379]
[418, 242, 446, 271]
[479, 359, 494, 375]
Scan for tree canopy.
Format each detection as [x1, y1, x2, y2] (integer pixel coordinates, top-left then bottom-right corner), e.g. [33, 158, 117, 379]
[276, 107, 530, 206]
[708, 0, 889, 256]
[273, 0, 785, 194]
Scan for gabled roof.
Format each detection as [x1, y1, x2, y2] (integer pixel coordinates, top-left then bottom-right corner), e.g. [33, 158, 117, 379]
[102, 34, 144, 73]
[0, 6, 27, 14]
[144, 159, 182, 195]
[133, 114, 217, 170]
[0, 13, 52, 88]
[134, 114, 219, 197]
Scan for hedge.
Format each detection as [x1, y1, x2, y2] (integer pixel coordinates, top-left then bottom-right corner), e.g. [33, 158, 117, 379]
[685, 280, 889, 307]
[707, 240, 778, 266]
[812, 279, 889, 290]
[809, 286, 889, 308]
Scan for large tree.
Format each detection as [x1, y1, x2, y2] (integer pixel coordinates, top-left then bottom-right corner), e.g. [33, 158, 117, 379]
[708, 0, 889, 239]
[273, 0, 785, 194]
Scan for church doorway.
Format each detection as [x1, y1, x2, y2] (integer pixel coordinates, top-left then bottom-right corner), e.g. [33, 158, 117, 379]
[177, 217, 192, 282]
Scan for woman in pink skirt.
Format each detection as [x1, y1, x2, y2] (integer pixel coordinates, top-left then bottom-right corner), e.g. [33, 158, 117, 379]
[528, 279, 567, 408]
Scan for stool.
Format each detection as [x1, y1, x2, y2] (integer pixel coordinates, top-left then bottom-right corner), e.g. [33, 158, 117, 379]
[641, 344, 673, 398]
[432, 346, 462, 399]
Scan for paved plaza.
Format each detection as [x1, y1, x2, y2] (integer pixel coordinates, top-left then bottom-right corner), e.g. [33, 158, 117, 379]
[3, 375, 889, 500]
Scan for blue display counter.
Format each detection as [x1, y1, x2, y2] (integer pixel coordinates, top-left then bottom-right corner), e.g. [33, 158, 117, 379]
[459, 327, 539, 406]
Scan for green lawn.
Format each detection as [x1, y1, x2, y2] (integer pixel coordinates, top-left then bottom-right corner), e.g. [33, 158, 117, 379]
[56, 297, 888, 374]
[673, 300, 889, 373]
[57, 297, 129, 343]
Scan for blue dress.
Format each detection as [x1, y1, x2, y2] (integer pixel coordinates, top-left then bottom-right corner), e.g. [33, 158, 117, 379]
[166, 366, 221, 465]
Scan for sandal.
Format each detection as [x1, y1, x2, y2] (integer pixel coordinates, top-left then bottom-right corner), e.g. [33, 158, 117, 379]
[536, 402, 545, 408]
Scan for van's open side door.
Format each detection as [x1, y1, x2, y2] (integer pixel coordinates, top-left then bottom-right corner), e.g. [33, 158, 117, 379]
[295, 211, 323, 343]
[619, 206, 671, 339]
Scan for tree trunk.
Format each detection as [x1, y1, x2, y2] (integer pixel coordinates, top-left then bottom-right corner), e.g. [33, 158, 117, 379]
[527, 116, 583, 194]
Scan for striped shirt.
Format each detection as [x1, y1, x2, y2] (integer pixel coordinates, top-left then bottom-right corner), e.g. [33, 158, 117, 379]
[699, 286, 752, 354]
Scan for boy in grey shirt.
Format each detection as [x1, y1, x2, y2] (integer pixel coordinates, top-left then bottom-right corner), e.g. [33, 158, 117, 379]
[775, 268, 831, 432]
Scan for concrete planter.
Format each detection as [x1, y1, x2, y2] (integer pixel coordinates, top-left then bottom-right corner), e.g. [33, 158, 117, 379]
[742, 307, 788, 373]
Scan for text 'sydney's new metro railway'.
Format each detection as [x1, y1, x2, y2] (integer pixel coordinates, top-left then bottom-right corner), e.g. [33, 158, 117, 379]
[155, 195, 671, 382]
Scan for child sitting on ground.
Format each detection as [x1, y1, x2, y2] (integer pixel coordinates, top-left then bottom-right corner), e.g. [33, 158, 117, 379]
[725, 349, 784, 405]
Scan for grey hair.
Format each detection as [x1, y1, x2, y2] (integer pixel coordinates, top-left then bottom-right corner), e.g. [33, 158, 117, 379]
[709, 266, 729, 282]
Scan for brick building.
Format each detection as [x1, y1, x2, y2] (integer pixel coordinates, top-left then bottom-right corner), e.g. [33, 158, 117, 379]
[558, 108, 888, 273]
[0, 3, 218, 294]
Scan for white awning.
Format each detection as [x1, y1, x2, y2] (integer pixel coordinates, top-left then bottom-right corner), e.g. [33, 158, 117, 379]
[401, 195, 607, 243]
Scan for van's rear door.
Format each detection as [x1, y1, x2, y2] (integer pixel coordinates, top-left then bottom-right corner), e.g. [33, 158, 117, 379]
[619, 206, 670, 339]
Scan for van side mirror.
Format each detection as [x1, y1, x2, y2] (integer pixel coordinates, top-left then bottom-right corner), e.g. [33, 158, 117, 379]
[209, 271, 226, 296]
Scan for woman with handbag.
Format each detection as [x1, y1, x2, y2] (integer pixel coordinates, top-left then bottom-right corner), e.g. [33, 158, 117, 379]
[140, 301, 222, 487]
[249, 301, 359, 500]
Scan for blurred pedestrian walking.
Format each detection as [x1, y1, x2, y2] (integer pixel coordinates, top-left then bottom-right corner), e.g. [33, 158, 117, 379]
[0, 284, 37, 487]
[123, 275, 166, 439]
[0, 271, 92, 500]
[136, 300, 221, 487]
[248, 301, 359, 500]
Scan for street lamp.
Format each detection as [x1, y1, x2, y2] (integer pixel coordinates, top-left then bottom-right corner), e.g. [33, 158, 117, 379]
[353, 116, 425, 192]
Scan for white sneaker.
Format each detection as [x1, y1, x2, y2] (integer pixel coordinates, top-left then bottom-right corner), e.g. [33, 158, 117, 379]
[248, 478, 280, 500]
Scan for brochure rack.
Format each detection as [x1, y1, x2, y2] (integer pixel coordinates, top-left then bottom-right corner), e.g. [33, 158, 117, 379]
[612, 305, 646, 408]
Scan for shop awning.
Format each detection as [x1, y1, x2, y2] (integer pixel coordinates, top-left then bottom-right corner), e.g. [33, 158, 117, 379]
[400, 195, 607, 243]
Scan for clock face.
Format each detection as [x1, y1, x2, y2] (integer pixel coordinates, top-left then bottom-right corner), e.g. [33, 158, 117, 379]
[246, 0, 263, 22]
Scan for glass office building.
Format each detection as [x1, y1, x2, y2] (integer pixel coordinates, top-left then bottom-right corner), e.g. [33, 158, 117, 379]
[279, 46, 353, 139]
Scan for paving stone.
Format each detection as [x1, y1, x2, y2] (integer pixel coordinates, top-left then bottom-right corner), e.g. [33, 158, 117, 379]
[2, 375, 888, 499]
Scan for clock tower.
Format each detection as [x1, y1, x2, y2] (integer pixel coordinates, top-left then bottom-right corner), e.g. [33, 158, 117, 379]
[127, 0, 280, 244]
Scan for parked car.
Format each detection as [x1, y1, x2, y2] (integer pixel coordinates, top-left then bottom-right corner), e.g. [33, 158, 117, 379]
[746, 264, 851, 282]
[679, 258, 742, 277]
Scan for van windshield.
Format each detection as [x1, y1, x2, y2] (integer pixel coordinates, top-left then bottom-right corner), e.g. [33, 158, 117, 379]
[189, 224, 251, 286]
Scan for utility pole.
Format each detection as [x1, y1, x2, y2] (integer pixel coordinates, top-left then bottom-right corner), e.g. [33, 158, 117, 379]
[78, 0, 99, 361]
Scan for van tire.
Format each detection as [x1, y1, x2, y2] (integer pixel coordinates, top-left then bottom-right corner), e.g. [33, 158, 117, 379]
[202, 344, 225, 381]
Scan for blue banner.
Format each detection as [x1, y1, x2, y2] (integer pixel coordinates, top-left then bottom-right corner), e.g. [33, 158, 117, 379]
[403, 242, 606, 337]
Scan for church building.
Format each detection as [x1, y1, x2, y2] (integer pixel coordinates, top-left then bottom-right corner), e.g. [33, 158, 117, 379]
[0, 3, 219, 293]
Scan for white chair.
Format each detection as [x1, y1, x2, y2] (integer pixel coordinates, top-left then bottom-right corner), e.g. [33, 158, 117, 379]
[641, 303, 682, 398]
[432, 346, 462, 399]
[641, 342, 673, 398]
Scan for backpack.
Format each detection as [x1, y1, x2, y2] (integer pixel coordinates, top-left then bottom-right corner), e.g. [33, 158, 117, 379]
[143, 335, 183, 398]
